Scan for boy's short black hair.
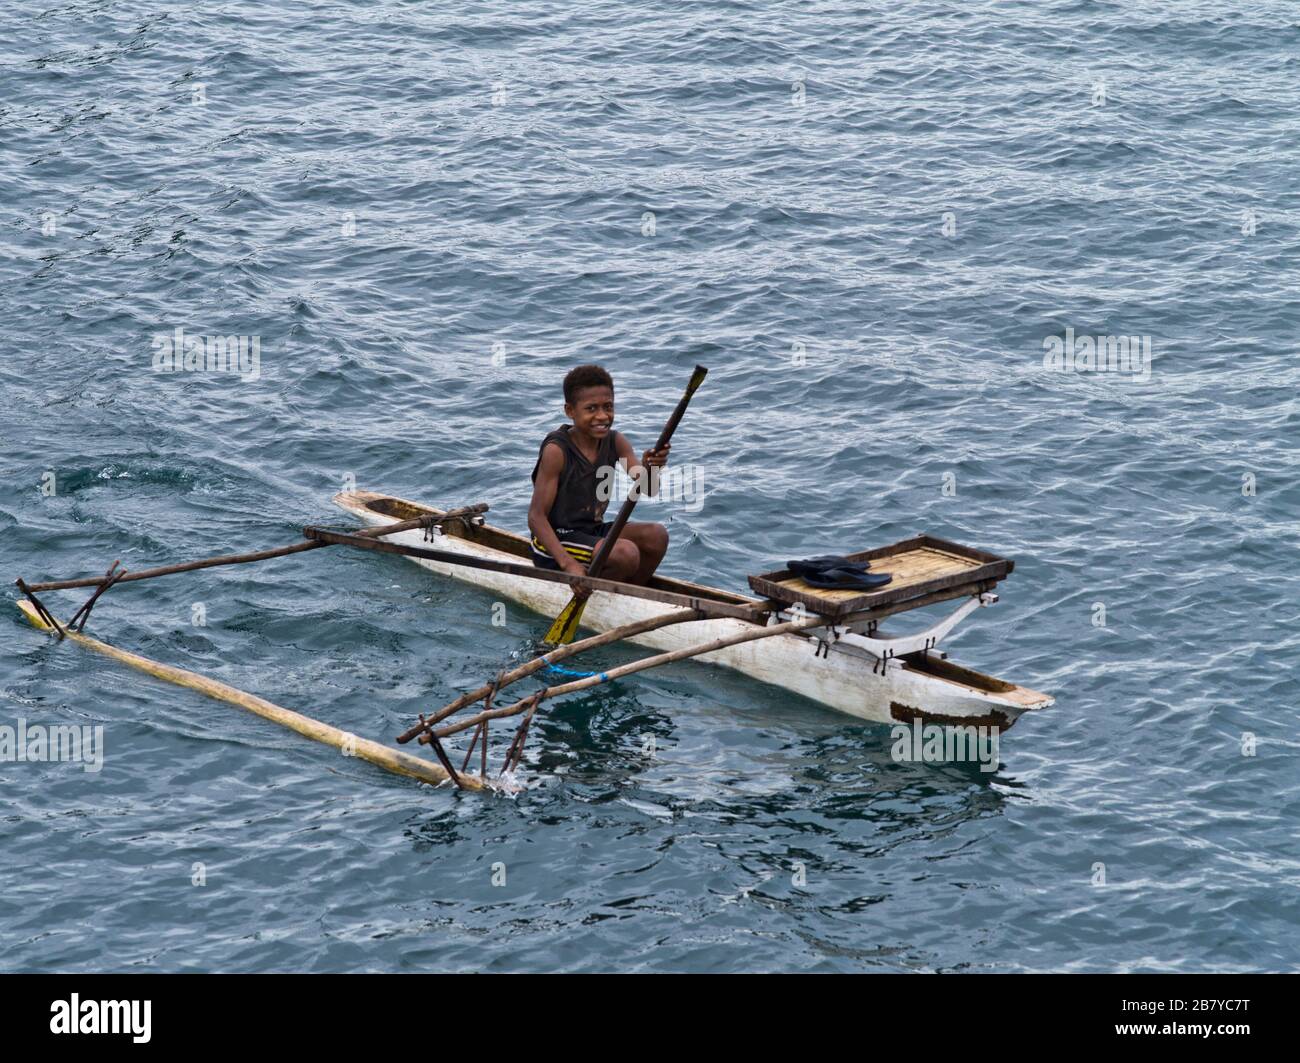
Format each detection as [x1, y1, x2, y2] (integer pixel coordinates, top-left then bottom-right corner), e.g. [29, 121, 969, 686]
[563, 364, 614, 405]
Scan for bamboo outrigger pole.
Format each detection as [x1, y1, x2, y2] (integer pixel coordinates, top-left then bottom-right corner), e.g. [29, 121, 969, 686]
[396, 605, 709, 744]
[427, 611, 842, 741]
[20, 505, 489, 593]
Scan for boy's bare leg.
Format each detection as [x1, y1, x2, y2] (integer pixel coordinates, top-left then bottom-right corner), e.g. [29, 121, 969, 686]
[620, 522, 669, 584]
[590, 537, 641, 582]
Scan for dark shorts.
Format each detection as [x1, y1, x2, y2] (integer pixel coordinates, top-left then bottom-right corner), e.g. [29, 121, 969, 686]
[530, 522, 614, 570]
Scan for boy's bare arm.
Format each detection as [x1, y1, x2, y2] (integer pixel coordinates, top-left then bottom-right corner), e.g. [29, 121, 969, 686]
[614, 431, 669, 497]
[528, 443, 584, 574]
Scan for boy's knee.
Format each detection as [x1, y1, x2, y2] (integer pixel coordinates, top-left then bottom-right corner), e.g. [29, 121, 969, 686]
[610, 540, 641, 569]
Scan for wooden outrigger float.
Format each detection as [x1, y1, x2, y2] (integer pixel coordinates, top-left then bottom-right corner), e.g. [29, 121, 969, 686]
[13, 490, 1052, 794]
[14, 600, 482, 790]
[13, 506, 497, 791]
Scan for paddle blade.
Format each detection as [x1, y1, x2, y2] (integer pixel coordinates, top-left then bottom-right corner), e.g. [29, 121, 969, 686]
[542, 596, 587, 646]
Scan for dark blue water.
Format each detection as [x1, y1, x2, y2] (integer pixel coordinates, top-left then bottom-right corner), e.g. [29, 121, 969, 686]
[2, 0, 1297, 972]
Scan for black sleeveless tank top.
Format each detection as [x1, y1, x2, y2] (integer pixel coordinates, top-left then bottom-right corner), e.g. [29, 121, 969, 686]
[530, 425, 618, 534]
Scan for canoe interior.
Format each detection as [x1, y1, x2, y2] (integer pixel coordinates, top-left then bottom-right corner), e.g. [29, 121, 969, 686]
[894, 650, 1053, 720]
[748, 534, 1014, 619]
[351, 492, 760, 609]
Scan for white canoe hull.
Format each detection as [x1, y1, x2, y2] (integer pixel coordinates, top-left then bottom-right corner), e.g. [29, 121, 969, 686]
[334, 492, 1052, 731]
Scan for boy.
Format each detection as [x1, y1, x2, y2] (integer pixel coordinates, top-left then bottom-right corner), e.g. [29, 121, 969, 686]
[528, 365, 670, 589]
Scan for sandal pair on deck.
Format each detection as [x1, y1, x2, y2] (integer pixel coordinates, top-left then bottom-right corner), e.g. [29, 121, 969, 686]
[786, 555, 892, 591]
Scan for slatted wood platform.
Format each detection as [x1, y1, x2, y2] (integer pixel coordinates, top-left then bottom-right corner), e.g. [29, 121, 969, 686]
[747, 535, 1013, 620]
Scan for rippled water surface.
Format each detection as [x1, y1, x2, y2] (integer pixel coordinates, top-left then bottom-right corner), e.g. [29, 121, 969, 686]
[2, 0, 1297, 972]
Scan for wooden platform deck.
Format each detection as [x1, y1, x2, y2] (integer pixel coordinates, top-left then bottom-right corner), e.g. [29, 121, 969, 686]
[747, 535, 1013, 620]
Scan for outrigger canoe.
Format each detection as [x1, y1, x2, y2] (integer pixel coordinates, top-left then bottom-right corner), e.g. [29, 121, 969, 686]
[334, 490, 1053, 732]
[12, 488, 1054, 793]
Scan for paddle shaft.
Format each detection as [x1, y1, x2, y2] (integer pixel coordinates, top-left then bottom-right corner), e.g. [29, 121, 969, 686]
[584, 365, 707, 578]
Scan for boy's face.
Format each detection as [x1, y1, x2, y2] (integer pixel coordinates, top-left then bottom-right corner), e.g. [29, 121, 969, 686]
[565, 385, 614, 439]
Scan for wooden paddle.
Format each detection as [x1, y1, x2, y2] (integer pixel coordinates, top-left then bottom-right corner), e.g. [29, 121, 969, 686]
[541, 364, 708, 646]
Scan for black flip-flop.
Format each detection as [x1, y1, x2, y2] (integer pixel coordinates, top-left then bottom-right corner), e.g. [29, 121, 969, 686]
[787, 555, 872, 578]
[801, 568, 892, 591]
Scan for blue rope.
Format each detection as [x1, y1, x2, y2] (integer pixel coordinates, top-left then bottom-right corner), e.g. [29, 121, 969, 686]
[541, 662, 599, 679]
